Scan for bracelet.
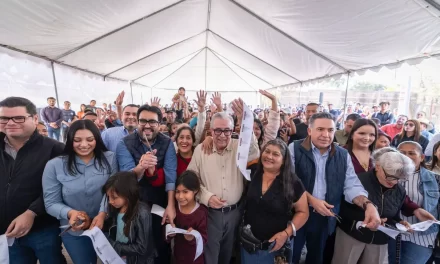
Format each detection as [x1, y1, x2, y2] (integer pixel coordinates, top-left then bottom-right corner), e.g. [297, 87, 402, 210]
[288, 221, 296, 236]
[283, 230, 289, 237]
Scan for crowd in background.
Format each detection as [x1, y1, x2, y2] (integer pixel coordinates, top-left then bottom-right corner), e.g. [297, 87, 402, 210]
[1, 86, 440, 264]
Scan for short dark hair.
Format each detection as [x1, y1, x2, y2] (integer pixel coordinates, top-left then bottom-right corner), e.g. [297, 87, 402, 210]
[90, 100, 96, 103]
[346, 119, 378, 153]
[83, 112, 97, 119]
[309, 112, 334, 127]
[178, 87, 185, 91]
[37, 121, 45, 126]
[122, 104, 140, 112]
[47, 97, 56, 101]
[379, 101, 390, 106]
[0, 97, 37, 115]
[137, 104, 163, 121]
[307, 102, 320, 108]
[346, 113, 361, 122]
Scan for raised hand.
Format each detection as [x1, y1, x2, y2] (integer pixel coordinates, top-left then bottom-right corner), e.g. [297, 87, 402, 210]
[195, 90, 207, 112]
[115, 91, 125, 106]
[259, 89, 276, 100]
[209, 104, 217, 113]
[150, 97, 161, 107]
[231, 98, 244, 120]
[211, 92, 222, 107]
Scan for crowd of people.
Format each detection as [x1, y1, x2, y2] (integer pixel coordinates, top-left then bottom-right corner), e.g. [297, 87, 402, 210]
[1, 86, 439, 264]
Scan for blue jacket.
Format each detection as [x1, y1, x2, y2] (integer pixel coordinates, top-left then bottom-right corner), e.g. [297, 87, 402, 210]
[419, 167, 440, 235]
[292, 137, 348, 234]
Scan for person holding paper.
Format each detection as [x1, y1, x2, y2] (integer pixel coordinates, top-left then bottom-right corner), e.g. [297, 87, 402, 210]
[240, 139, 309, 263]
[168, 170, 208, 264]
[333, 148, 415, 264]
[116, 104, 177, 264]
[187, 100, 260, 264]
[288, 112, 382, 264]
[43, 120, 118, 264]
[103, 172, 156, 264]
[395, 141, 440, 264]
[0, 97, 65, 263]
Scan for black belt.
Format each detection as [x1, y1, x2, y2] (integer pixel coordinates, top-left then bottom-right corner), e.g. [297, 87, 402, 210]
[240, 239, 271, 251]
[211, 202, 240, 213]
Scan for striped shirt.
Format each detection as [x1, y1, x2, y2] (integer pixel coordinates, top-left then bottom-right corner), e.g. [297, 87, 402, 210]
[401, 171, 436, 248]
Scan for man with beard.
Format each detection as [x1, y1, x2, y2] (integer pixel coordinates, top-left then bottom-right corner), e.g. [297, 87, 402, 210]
[381, 115, 408, 139]
[116, 104, 177, 264]
[101, 104, 139, 152]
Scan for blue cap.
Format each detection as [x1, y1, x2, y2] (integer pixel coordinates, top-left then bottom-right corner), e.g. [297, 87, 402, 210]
[189, 117, 198, 129]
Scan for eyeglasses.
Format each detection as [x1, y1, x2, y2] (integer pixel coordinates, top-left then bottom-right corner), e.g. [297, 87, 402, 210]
[383, 169, 408, 183]
[213, 129, 233, 136]
[0, 115, 33, 124]
[404, 123, 414, 127]
[138, 119, 159, 127]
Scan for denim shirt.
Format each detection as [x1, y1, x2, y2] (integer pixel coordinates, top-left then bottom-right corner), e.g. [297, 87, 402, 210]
[43, 151, 118, 235]
[101, 126, 129, 153]
[420, 167, 440, 235]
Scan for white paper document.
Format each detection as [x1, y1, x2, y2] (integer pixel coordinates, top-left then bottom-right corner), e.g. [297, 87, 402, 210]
[236, 103, 254, 181]
[0, 235, 15, 264]
[396, 220, 440, 232]
[81, 227, 125, 264]
[151, 204, 166, 218]
[165, 224, 203, 260]
[356, 221, 403, 239]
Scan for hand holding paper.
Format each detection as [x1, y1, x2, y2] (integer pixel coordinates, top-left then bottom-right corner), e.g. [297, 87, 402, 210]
[165, 224, 203, 260]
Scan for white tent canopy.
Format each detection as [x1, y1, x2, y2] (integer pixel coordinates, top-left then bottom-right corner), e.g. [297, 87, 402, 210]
[0, 0, 440, 97]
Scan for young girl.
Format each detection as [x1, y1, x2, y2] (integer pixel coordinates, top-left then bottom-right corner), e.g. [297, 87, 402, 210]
[104, 172, 156, 264]
[168, 170, 208, 264]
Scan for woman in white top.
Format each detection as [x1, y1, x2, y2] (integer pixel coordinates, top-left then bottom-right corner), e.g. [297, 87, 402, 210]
[396, 141, 440, 264]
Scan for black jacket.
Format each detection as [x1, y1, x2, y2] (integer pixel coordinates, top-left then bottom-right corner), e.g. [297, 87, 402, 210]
[0, 130, 64, 235]
[338, 170, 406, 245]
[108, 203, 156, 264]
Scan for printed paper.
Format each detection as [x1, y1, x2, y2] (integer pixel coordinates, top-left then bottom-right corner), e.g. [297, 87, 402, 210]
[81, 227, 124, 264]
[396, 220, 440, 232]
[0, 234, 14, 264]
[165, 224, 203, 260]
[151, 204, 166, 218]
[236, 103, 254, 181]
[356, 221, 402, 239]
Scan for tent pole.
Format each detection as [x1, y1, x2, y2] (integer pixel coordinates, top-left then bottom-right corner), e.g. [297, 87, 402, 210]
[342, 72, 351, 121]
[130, 81, 134, 104]
[51, 62, 60, 108]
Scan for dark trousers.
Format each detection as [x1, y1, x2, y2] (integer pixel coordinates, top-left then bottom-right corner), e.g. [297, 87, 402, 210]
[293, 209, 330, 264]
[152, 214, 170, 264]
[9, 225, 65, 264]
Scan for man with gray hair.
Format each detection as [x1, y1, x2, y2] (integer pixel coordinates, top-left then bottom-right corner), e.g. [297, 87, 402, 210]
[289, 112, 381, 264]
[187, 99, 260, 264]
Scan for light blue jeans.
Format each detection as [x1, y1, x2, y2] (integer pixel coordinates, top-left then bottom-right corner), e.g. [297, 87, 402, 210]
[400, 241, 433, 264]
[47, 126, 61, 141]
[241, 239, 294, 264]
[62, 233, 97, 264]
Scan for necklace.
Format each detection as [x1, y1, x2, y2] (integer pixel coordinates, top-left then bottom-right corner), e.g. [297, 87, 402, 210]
[361, 162, 369, 171]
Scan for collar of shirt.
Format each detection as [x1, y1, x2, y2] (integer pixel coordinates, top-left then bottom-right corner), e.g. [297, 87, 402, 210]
[311, 141, 330, 157]
[74, 155, 96, 166]
[213, 138, 233, 153]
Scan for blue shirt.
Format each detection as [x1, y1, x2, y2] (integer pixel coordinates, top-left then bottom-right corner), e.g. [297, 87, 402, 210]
[288, 142, 368, 203]
[116, 213, 129, 243]
[422, 130, 434, 141]
[61, 109, 75, 128]
[116, 134, 177, 192]
[42, 151, 118, 235]
[101, 126, 130, 153]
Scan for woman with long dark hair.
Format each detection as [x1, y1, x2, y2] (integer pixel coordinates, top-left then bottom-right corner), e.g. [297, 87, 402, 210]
[175, 126, 196, 176]
[428, 141, 440, 174]
[391, 119, 429, 152]
[240, 139, 309, 263]
[43, 120, 118, 264]
[345, 119, 378, 174]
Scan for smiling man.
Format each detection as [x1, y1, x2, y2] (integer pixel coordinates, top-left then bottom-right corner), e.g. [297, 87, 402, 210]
[116, 104, 177, 264]
[101, 104, 139, 153]
[0, 97, 65, 263]
[289, 112, 381, 264]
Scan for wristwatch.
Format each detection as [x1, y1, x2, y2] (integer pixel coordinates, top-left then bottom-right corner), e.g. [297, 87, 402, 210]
[362, 201, 377, 211]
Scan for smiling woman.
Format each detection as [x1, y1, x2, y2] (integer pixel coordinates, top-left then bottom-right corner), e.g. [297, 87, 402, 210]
[42, 120, 118, 264]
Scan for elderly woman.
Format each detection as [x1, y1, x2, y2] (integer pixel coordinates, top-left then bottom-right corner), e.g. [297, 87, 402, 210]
[333, 148, 415, 264]
[396, 141, 440, 264]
